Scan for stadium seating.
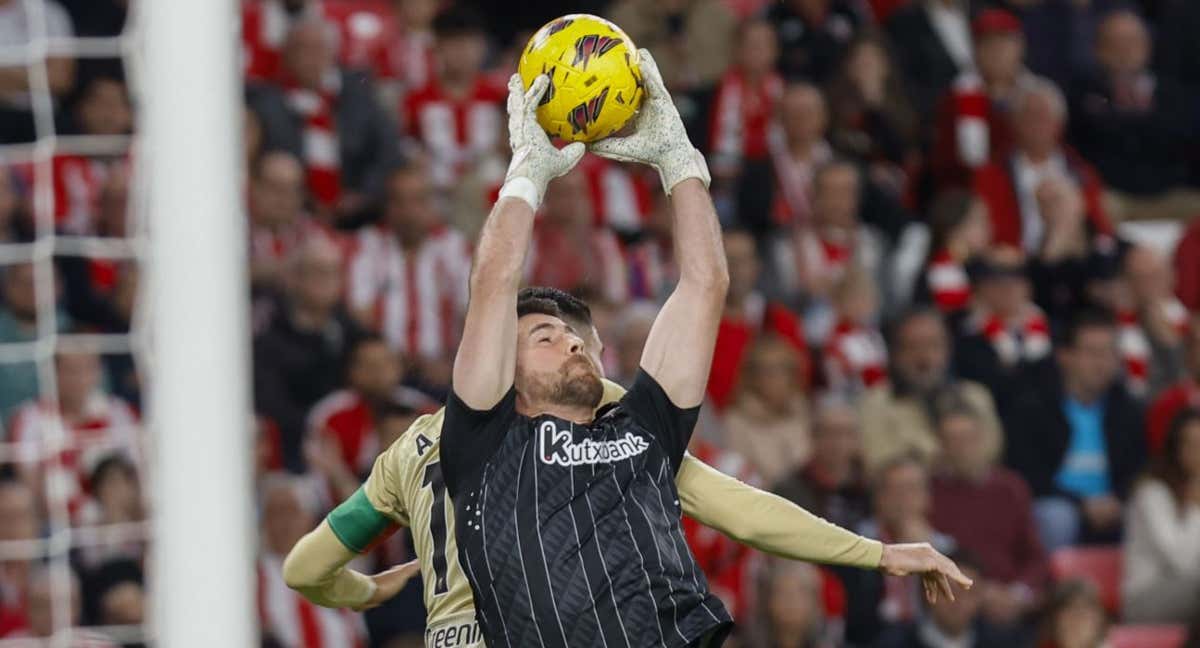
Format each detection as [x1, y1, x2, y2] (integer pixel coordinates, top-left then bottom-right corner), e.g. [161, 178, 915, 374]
[1049, 547, 1123, 615]
[1109, 624, 1187, 648]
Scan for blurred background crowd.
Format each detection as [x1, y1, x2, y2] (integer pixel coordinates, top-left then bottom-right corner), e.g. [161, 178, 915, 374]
[1, 0, 1200, 646]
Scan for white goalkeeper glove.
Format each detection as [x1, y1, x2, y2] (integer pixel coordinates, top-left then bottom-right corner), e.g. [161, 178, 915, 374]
[498, 73, 586, 211]
[588, 49, 710, 195]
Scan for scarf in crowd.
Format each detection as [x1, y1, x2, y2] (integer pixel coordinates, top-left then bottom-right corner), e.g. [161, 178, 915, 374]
[825, 317, 888, 392]
[1117, 299, 1190, 395]
[975, 305, 1051, 366]
[283, 71, 342, 207]
[926, 248, 972, 313]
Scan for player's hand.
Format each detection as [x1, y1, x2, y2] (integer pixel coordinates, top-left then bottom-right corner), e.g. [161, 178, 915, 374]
[588, 49, 710, 194]
[879, 542, 973, 605]
[353, 560, 420, 611]
[501, 73, 586, 210]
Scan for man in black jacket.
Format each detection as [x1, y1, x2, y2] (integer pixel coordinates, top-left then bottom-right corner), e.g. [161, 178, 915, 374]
[1002, 309, 1146, 551]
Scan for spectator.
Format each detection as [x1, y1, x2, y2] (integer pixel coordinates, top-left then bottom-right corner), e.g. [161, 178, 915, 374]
[257, 473, 366, 648]
[767, 0, 863, 84]
[0, 262, 71, 420]
[875, 552, 1004, 648]
[248, 151, 314, 303]
[402, 7, 504, 192]
[972, 77, 1111, 253]
[254, 234, 366, 471]
[707, 228, 808, 410]
[749, 559, 835, 648]
[611, 301, 658, 389]
[606, 0, 736, 93]
[77, 454, 146, 570]
[0, 477, 36, 637]
[860, 307, 1002, 474]
[843, 455, 956, 645]
[0, 0, 75, 144]
[1147, 315, 1200, 454]
[576, 152, 656, 238]
[932, 8, 1030, 189]
[1036, 580, 1109, 648]
[9, 351, 140, 524]
[1004, 310, 1147, 550]
[65, 72, 132, 137]
[886, 0, 973, 126]
[708, 19, 783, 228]
[0, 167, 32, 242]
[1122, 408, 1200, 624]
[915, 190, 991, 317]
[345, 163, 470, 390]
[527, 167, 628, 305]
[823, 267, 888, 395]
[929, 399, 1047, 630]
[954, 246, 1054, 412]
[15, 567, 115, 646]
[784, 161, 884, 342]
[723, 333, 812, 486]
[305, 336, 435, 502]
[1070, 8, 1198, 218]
[1116, 245, 1189, 398]
[247, 15, 401, 224]
[825, 32, 917, 170]
[377, 0, 438, 100]
[241, 0, 320, 83]
[81, 558, 144, 633]
[767, 83, 834, 234]
[774, 392, 871, 532]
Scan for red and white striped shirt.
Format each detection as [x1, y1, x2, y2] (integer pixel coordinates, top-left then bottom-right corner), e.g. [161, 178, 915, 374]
[402, 78, 506, 189]
[8, 393, 140, 523]
[578, 154, 654, 235]
[709, 68, 784, 167]
[345, 225, 470, 358]
[1118, 300, 1190, 397]
[242, 0, 401, 82]
[50, 154, 129, 235]
[824, 317, 888, 393]
[258, 553, 366, 648]
[306, 387, 438, 478]
[376, 29, 435, 91]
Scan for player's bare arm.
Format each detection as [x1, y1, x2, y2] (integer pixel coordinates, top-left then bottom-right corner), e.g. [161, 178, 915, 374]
[590, 50, 727, 408]
[452, 74, 585, 410]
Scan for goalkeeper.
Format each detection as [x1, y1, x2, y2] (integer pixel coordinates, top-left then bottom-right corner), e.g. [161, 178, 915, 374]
[283, 52, 969, 647]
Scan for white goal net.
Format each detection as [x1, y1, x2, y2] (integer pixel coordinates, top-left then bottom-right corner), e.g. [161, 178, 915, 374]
[0, 0, 253, 646]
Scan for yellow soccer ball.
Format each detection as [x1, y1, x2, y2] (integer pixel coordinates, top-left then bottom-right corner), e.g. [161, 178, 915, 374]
[517, 14, 644, 143]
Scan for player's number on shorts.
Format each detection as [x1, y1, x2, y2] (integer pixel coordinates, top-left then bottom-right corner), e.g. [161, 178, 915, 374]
[422, 461, 450, 596]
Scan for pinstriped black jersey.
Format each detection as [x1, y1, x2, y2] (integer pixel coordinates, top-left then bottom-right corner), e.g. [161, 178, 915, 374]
[441, 370, 733, 647]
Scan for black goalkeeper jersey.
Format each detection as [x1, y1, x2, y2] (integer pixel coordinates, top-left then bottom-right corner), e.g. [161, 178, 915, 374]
[441, 370, 733, 648]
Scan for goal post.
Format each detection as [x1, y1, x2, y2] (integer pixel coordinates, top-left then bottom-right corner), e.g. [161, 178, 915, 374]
[142, 0, 256, 645]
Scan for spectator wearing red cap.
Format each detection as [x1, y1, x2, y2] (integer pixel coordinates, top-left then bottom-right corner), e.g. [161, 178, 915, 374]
[931, 8, 1031, 190]
[886, 0, 974, 128]
[971, 76, 1111, 252]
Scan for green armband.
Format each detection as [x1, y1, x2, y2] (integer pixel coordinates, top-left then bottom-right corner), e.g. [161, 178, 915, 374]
[327, 487, 396, 553]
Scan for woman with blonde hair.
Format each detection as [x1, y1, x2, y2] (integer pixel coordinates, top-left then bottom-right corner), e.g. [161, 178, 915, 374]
[723, 333, 812, 487]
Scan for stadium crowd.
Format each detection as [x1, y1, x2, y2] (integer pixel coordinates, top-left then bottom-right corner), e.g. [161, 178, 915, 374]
[1, 0, 1200, 645]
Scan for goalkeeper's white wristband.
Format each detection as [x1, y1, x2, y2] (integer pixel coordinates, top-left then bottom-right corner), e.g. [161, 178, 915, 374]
[661, 147, 712, 195]
[498, 177, 541, 211]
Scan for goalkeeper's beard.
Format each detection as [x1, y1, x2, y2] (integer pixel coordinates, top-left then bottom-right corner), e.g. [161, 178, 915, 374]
[523, 356, 604, 411]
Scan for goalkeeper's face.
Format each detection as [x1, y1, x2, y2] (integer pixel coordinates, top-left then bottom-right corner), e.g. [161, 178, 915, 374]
[515, 313, 603, 410]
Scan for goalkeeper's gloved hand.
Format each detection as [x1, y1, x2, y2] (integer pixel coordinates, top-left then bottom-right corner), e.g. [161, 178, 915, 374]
[588, 49, 710, 195]
[498, 73, 586, 211]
